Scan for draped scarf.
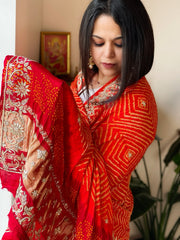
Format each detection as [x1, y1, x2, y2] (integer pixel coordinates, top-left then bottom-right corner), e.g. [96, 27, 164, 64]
[0, 56, 157, 240]
[71, 71, 158, 239]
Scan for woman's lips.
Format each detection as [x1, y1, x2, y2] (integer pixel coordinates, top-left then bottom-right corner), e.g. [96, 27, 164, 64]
[102, 63, 115, 69]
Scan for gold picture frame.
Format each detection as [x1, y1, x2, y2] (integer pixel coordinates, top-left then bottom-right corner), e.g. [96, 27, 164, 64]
[40, 31, 70, 76]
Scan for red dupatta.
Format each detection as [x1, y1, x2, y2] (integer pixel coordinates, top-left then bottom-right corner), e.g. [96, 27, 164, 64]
[0, 56, 116, 239]
[0, 56, 157, 240]
[71, 72, 158, 240]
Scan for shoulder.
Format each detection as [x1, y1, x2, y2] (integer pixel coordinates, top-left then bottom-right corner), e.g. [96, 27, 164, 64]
[125, 77, 154, 96]
[119, 77, 158, 138]
[123, 77, 157, 111]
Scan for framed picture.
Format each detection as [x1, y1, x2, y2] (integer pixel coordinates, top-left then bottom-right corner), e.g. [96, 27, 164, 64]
[40, 32, 70, 76]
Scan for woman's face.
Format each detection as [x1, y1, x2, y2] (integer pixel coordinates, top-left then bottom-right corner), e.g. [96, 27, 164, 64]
[91, 14, 123, 80]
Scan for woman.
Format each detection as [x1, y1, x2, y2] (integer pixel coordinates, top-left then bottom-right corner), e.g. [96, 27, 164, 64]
[1, 0, 157, 239]
[71, 0, 157, 239]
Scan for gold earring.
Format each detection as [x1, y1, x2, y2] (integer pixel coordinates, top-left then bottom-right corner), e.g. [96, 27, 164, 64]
[88, 55, 95, 69]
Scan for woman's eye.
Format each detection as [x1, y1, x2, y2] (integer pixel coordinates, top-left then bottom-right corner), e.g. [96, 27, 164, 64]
[94, 42, 104, 47]
[115, 43, 123, 48]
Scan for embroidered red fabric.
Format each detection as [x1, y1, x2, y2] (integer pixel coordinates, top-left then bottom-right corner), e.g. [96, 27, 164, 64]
[0, 56, 158, 240]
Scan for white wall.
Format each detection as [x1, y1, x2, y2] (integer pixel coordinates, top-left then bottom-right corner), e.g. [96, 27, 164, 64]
[0, 184, 13, 239]
[0, 0, 16, 80]
[16, 0, 43, 61]
[143, 0, 180, 140]
[42, 0, 90, 76]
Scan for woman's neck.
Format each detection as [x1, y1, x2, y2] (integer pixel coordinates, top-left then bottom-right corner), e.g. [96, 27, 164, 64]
[90, 73, 119, 89]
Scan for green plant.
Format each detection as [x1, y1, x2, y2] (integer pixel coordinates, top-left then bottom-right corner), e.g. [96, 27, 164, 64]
[130, 131, 180, 240]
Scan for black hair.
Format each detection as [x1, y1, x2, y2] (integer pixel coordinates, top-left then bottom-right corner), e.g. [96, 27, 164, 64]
[79, 0, 154, 97]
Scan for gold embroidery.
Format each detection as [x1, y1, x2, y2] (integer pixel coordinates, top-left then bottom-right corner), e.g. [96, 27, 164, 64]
[32, 190, 39, 198]
[12, 184, 35, 227]
[37, 149, 47, 160]
[0, 56, 53, 174]
[138, 97, 148, 110]
[0, 57, 31, 173]
[14, 81, 30, 97]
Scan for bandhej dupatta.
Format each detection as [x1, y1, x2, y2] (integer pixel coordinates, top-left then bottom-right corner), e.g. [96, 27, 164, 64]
[71, 72, 158, 240]
[0, 56, 158, 240]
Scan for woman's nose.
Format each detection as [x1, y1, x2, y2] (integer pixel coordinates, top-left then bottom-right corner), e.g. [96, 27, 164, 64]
[104, 43, 115, 58]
